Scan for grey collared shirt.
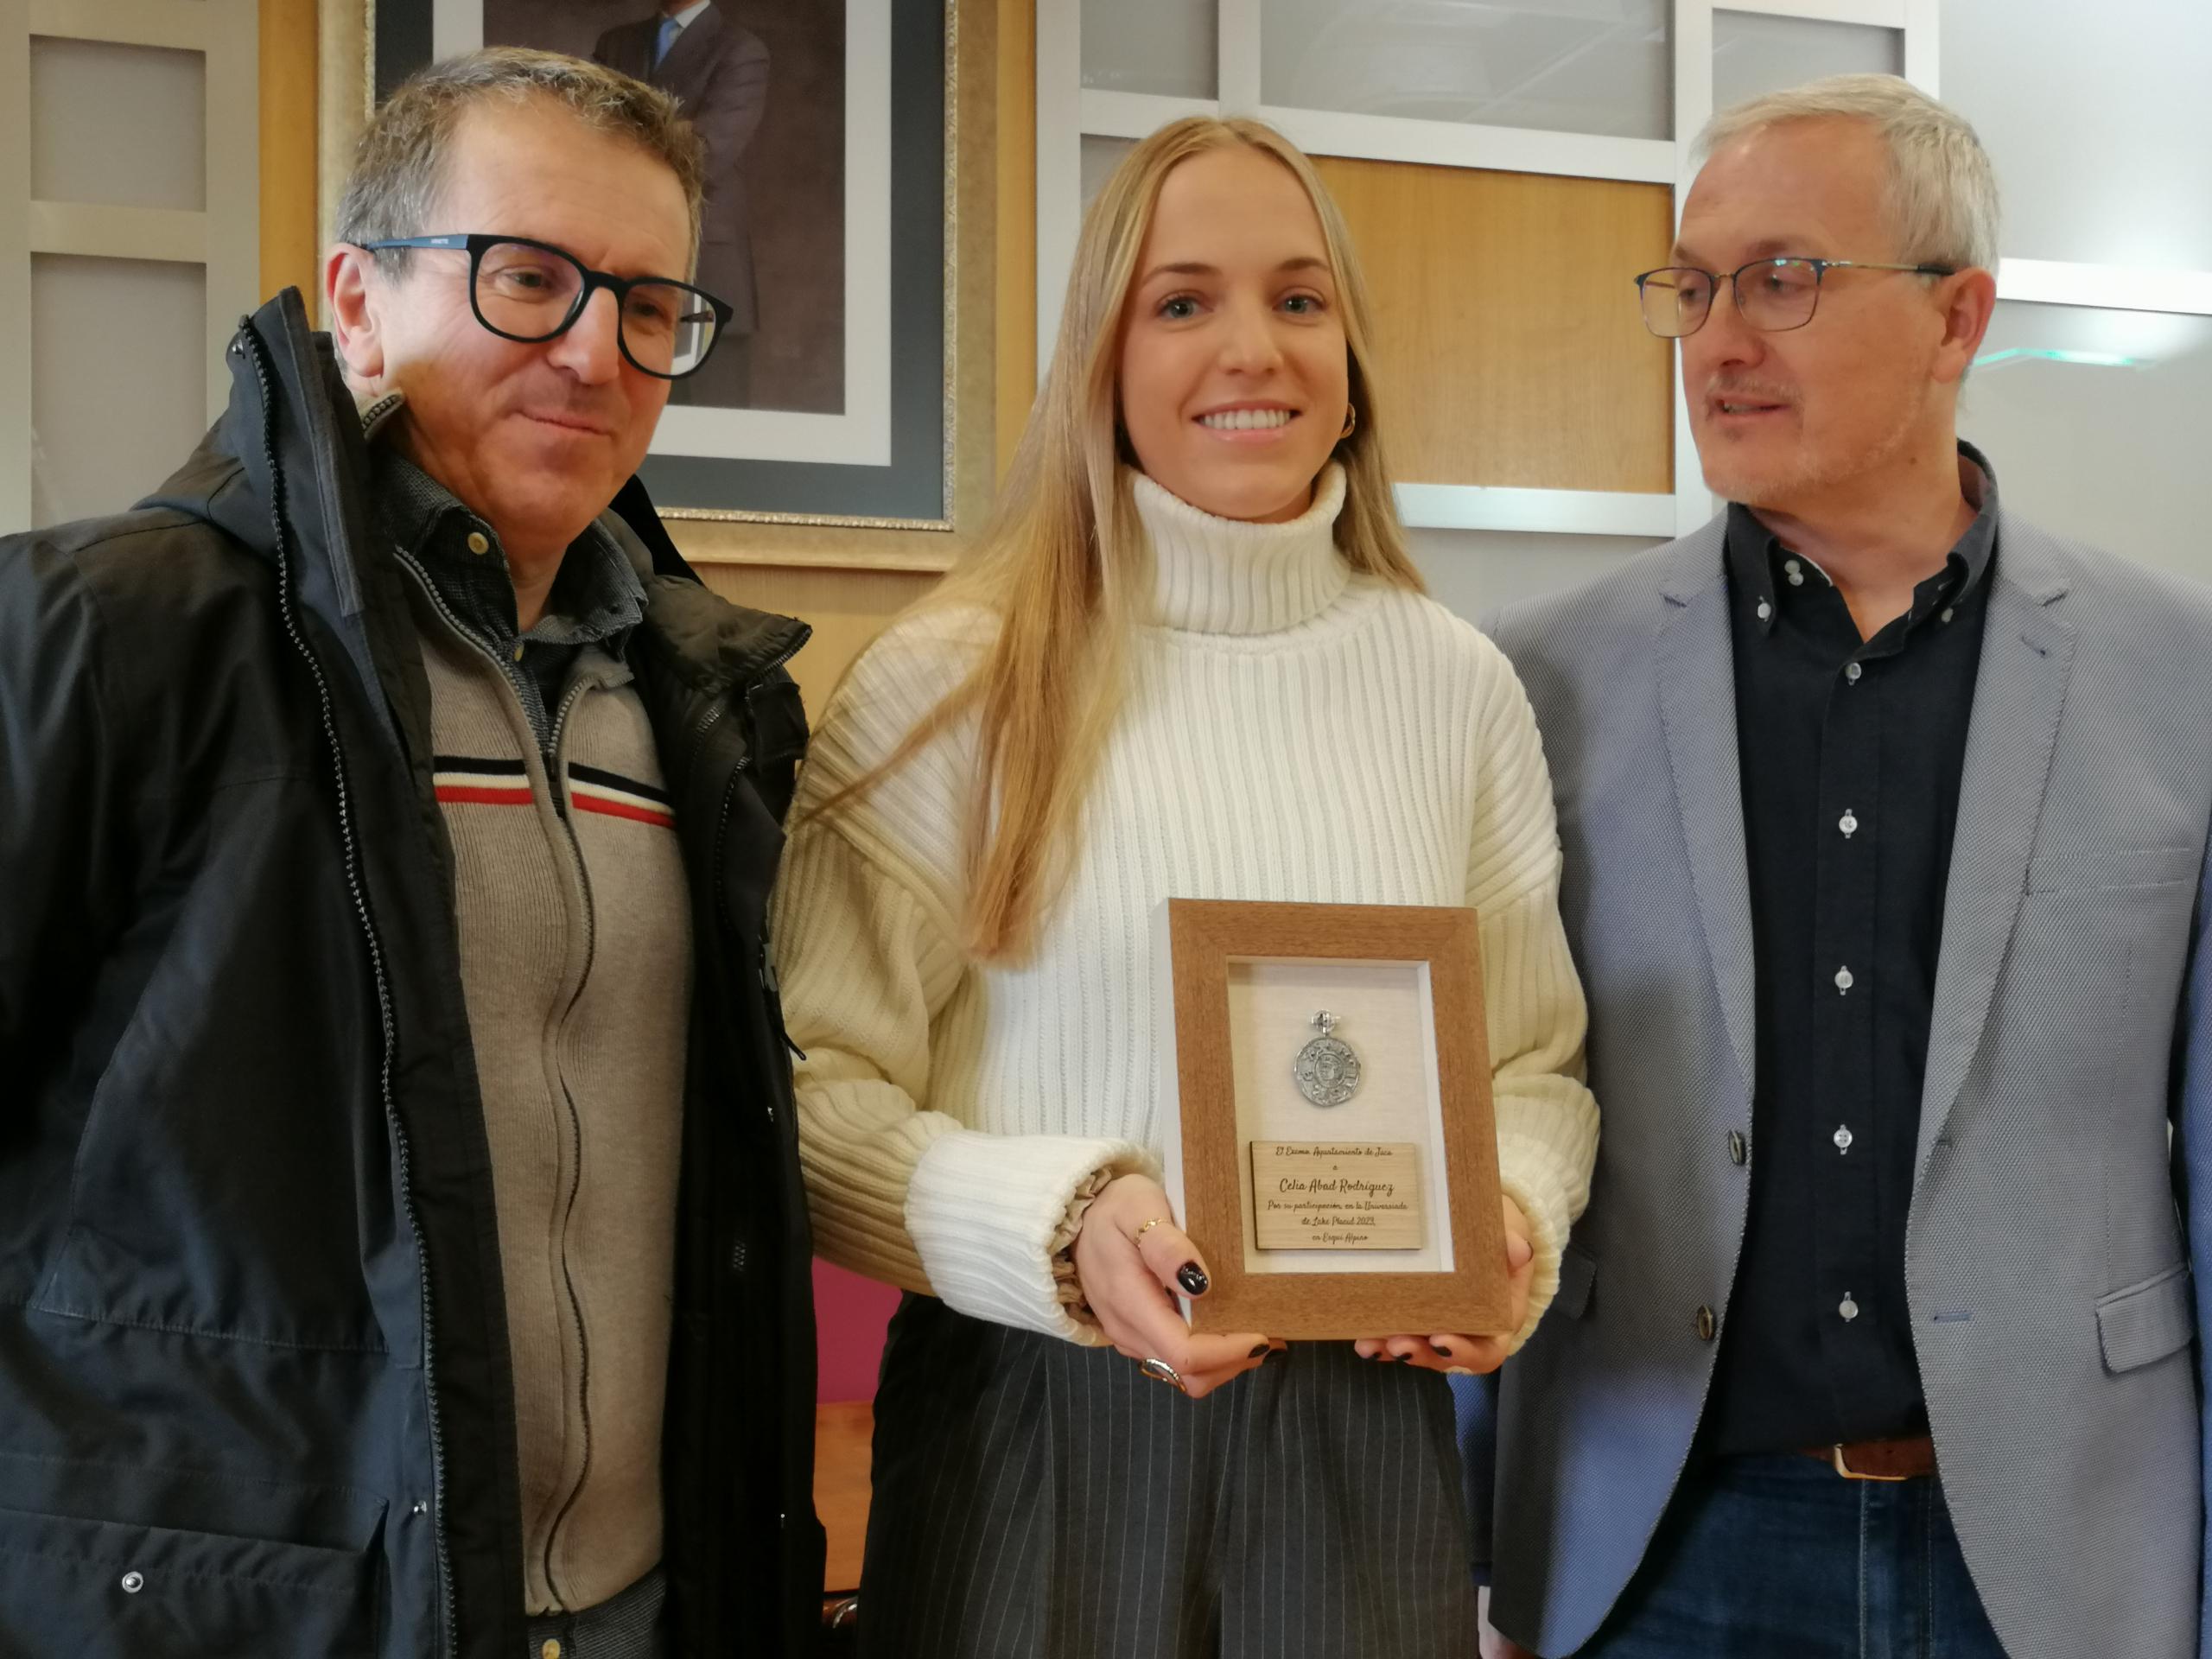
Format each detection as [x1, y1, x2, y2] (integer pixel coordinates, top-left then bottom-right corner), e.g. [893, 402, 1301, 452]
[374, 449, 646, 753]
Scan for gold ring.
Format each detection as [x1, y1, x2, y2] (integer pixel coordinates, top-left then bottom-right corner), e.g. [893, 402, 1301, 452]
[1137, 1357, 1187, 1393]
[1134, 1217, 1170, 1241]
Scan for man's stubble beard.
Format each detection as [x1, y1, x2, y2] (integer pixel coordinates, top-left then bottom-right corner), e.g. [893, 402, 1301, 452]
[1704, 365, 1935, 513]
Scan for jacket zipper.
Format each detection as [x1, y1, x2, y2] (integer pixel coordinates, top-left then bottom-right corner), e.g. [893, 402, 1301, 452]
[236, 336, 457, 1656]
[537, 674, 601, 1605]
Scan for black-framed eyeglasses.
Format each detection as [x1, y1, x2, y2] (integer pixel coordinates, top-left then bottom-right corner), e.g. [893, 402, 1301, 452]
[359, 233, 734, 379]
[1633, 257, 1956, 339]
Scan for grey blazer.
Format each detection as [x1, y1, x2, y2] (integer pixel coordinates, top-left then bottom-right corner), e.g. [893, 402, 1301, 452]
[1464, 511, 2212, 1657]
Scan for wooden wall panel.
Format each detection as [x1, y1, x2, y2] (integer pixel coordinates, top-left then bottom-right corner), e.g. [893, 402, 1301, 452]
[1313, 156, 1675, 494]
[995, 0, 1036, 482]
[260, 0, 321, 308]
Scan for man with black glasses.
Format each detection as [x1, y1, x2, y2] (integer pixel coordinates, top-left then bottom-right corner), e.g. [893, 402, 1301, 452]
[0, 48, 817, 1659]
[1464, 74, 2212, 1658]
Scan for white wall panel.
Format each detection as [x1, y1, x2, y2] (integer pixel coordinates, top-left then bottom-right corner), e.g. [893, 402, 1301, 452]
[1082, 0, 1216, 99]
[1262, 0, 1672, 141]
[30, 253, 207, 528]
[30, 35, 206, 212]
[1961, 301, 2212, 583]
[6, 0, 256, 534]
[1712, 9, 1903, 109]
[1945, 0, 2212, 273]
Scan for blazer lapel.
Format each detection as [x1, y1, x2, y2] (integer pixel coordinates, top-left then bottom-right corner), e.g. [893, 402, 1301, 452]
[1915, 520, 2075, 1173]
[1655, 524, 1759, 1106]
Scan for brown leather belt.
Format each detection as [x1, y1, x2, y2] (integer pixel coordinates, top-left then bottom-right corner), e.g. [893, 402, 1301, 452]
[1800, 1434, 1936, 1481]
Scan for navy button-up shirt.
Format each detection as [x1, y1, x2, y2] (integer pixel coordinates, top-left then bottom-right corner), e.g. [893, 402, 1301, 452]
[377, 449, 646, 755]
[1704, 443, 1999, 1456]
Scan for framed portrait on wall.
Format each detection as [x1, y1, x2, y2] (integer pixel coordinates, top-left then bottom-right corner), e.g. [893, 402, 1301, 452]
[365, 0, 957, 529]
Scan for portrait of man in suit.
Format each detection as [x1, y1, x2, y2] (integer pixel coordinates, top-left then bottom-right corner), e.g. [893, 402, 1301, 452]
[593, 2, 766, 408]
[483, 0, 848, 418]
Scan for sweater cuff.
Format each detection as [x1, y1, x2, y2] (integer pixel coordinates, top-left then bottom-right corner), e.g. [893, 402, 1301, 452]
[1493, 1128, 1581, 1354]
[907, 1130, 1162, 1344]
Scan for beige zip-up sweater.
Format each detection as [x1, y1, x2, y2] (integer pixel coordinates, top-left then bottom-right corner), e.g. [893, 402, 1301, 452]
[770, 466, 1599, 1349]
[402, 564, 692, 1618]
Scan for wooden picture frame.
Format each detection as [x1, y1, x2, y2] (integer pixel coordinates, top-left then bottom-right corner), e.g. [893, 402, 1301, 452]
[1154, 899, 1510, 1341]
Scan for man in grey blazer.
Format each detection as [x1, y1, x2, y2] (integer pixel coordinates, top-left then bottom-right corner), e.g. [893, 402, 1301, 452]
[1465, 73, 2212, 1657]
[595, 1, 767, 407]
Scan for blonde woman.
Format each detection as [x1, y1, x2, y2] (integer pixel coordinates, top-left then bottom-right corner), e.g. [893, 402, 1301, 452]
[771, 118, 1599, 1656]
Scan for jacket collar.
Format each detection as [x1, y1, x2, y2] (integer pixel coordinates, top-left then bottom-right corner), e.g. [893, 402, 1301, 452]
[134, 289, 395, 735]
[606, 474, 810, 695]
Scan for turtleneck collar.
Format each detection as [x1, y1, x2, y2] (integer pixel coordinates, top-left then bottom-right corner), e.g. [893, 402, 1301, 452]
[1131, 463, 1352, 636]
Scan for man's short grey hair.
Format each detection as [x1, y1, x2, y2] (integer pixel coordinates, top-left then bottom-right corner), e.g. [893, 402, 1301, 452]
[335, 47, 706, 270]
[1695, 73, 2000, 273]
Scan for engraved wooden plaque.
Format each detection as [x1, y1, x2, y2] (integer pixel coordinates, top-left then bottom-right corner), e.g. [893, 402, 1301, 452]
[1154, 899, 1510, 1340]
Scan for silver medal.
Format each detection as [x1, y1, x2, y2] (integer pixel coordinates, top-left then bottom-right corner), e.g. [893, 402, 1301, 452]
[1293, 1010, 1363, 1108]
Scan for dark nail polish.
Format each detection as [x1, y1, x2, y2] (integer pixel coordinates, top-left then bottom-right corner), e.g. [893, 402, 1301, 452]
[1249, 1343, 1269, 1359]
[1395, 1353, 1415, 1363]
[1430, 1342, 1453, 1358]
[1177, 1262, 1210, 1296]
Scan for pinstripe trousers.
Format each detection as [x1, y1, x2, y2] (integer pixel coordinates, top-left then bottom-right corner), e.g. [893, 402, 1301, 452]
[858, 1295, 1479, 1659]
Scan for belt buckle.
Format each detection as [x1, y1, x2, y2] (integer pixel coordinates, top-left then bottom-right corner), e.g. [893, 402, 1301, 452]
[1830, 1442, 1910, 1483]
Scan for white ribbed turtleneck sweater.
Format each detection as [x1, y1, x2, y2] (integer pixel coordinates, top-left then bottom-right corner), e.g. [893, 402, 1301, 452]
[771, 466, 1599, 1346]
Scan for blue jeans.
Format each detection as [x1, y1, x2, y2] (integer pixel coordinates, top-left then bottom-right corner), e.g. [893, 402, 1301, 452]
[1579, 1454, 2010, 1658]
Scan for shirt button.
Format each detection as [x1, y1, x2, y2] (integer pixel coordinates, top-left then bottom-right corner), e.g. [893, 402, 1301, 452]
[467, 531, 490, 556]
[1840, 810, 1859, 837]
[1834, 965, 1854, 994]
[1844, 662, 1863, 683]
[1941, 607, 1955, 624]
[1839, 1294, 1860, 1322]
[1726, 1129, 1748, 1166]
[1834, 1124, 1854, 1154]
[1757, 600, 1772, 622]
[542, 1642, 563, 1659]
[1694, 1306, 1717, 1342]
[512, 644, 525, 663]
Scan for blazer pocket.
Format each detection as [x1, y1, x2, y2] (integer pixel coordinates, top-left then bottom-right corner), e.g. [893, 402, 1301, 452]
[2026, 843, 2199, 893]
[1554, 1242, 1597, 1321]
[2095, 1261, 2196, 1375]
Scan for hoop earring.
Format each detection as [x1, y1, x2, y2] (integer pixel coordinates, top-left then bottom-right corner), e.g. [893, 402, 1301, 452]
[1338, 404, 1358, 441]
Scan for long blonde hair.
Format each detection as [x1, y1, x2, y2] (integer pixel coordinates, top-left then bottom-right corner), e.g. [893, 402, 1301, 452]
[823, 118, 1422, 962]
